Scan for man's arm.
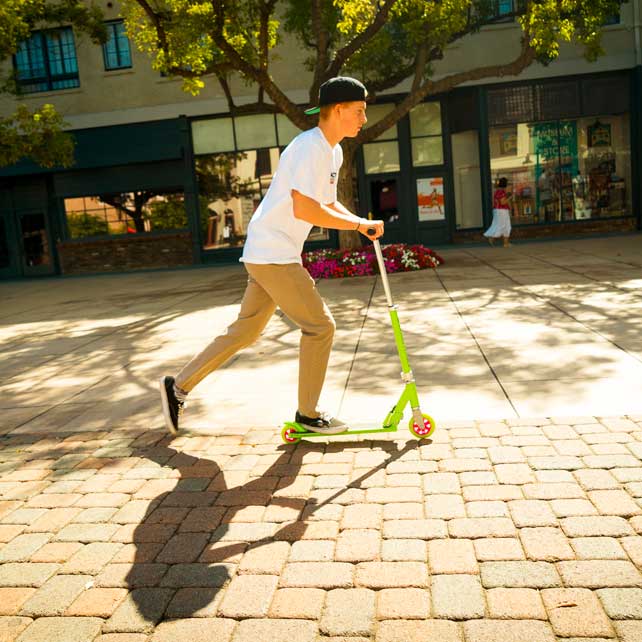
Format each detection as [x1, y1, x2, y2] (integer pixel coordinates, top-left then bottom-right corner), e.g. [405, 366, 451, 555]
[327, 201, 356, 219]
[292, 190, 384, 240]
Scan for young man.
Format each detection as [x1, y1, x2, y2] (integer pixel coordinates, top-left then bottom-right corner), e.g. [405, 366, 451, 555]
[160, 76, 384, 435]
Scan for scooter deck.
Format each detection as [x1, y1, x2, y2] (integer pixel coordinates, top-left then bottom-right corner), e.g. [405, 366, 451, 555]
[282, 421, 399, 442]
[282, 409, 436, 443]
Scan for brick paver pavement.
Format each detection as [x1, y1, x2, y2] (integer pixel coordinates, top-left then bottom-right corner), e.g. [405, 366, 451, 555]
[0, 416, 639, 641]
[2, 236, 642, 640]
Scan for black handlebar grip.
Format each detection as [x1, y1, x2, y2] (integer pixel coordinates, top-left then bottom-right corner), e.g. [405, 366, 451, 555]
[367, 227, 376, 236]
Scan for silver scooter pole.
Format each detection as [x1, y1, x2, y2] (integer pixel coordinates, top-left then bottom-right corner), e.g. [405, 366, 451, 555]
[371, 237, 394, 308]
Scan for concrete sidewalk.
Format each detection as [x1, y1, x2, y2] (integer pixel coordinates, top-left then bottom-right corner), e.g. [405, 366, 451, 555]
[1, 234, 642, 641]
[4, 234, 642, 431]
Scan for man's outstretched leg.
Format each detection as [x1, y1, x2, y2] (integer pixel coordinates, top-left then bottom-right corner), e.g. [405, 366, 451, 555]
[160, 270, 276, 434]
[245, 263, 344, 435]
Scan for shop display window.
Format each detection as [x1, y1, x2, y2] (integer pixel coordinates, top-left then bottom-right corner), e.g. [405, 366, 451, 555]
[196, 149, 328, 250]
[363, 141, 400, 174]
[410, 102, 444, 167]
[193, 114, 328, 250]
[64, 191, 187, 239]
[489, 113, 631, 225]
[363, 103, 401, 174]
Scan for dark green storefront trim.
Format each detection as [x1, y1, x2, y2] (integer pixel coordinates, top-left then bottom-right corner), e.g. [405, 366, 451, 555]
[632, 66, 642, 230]
[477, 86, 493, 230]
[2, 65, 641, 279]
[0, 116, 201, 277]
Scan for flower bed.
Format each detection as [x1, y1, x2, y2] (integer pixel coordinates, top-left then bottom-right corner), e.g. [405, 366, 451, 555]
[303, 243, 444, 279]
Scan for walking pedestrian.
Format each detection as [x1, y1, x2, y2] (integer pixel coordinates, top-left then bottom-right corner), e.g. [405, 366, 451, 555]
[484, 177, 512, 247]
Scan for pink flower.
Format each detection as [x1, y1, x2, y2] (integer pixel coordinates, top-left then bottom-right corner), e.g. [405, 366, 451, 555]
[302, 243, 444, 280]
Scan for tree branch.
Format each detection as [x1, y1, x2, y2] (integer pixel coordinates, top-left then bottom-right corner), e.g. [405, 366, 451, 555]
[366, 63, 415, 94]
[358, 38, 537, 145]
[210, 0, 263, 82]
[310, 0, 330, 103]
[216, 72, 236, 112]
[208, 1, 309, 128]
[223, 102, 280, 115]
[364, 3, 530, 98]
[258, 0, 277, 72]
[411, 43, 429, 94]
[135, 0, 169, 53]
[448, 6, 529, 42]
[326, 0, 397, 78]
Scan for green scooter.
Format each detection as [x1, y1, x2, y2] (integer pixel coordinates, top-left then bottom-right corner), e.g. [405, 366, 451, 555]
[281, 233, 436, 443]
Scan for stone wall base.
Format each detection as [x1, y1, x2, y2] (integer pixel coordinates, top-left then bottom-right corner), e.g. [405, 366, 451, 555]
[57, 232, 194, 275]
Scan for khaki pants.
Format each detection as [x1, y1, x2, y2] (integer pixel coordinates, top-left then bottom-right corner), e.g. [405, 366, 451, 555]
[174, 262, 336, 417]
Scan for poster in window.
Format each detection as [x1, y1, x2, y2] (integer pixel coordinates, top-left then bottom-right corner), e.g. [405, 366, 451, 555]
[417, 177, 445, 221]
[499, 130, 518, 156]
[588, 121, 612, 147]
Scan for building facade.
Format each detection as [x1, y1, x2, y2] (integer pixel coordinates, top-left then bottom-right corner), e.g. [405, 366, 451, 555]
[1, 1, 640, 278]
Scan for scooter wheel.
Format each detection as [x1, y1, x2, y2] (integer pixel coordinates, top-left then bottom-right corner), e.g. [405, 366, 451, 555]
[281, 425, 300, 444]
[409, 413, 436, 439]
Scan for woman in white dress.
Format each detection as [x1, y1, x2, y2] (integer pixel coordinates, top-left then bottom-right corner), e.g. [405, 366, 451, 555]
[484, 177, 512, 247]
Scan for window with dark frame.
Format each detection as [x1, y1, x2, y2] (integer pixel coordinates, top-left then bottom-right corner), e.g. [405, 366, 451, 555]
[497, 0, 514, 16]
[103, 20, 132, 71]
[480, 0, 529, 23]
[491, 0, 519, 22]
[14, 27, 79, 93]
[488, 75, 629, 127]
[409, 102, 444, 167]
[64, 191, 188, 239]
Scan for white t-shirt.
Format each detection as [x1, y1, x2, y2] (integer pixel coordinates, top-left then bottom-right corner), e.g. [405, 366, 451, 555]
[240, 127, 343, 264]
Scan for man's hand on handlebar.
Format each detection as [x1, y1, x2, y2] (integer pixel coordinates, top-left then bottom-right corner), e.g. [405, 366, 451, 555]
[356, 218, 384, 240]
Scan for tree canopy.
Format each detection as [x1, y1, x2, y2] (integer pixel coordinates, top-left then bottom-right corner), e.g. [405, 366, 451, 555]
[121, 0, 625, 138]
[1, 0, 626, 226]
[120, 0, 625, 243]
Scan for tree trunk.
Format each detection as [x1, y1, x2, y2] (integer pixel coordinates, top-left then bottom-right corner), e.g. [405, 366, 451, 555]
[132, 192, 148, 233]
[337, 140, 362, 250]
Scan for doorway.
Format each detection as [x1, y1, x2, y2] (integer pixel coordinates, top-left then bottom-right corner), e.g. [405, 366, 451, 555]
[17, 211, 54, 276]
[0, 209, 55, 278]
[0, 213, 16, 278]
[366, 175, 412, 244]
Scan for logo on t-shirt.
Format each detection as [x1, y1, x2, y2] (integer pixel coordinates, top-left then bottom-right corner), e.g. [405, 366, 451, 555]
[330, 171, 337, 185]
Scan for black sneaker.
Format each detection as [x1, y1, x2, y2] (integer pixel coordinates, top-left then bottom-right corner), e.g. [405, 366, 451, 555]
[159, 375, 184, 435]
[295, 411, 347, 435]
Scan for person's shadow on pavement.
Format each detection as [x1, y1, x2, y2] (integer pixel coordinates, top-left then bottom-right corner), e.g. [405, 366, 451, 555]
[122, 437, 420, 632]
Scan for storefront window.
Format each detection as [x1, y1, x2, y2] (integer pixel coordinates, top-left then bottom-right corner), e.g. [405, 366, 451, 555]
[363, 141, 400, 174]
[64, 190, 187, 239]
[196, 148, 329, 250]
[235, 114, 277, 150]
[489, 114, 631, 224]
[577, 115, 631, 218]
[410, 102, 443, 167]
[363, 103, 400, 174]
[192, 117, 235, 155]
[193, 113, 328, 251]
[452, 131, 483, 229]
[276, 114, 302, 147]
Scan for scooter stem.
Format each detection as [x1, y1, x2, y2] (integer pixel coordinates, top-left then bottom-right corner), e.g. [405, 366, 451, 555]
[370, 235, 413, 376]
[372, 238, 394, 307]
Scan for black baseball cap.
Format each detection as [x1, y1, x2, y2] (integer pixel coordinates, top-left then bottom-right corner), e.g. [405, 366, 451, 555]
[304, 77, 368, 115]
